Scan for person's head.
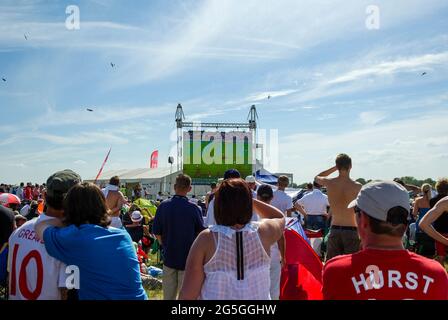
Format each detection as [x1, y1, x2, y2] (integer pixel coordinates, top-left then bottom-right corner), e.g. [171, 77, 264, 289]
[277, 175, 289, 190]
[158, 191, 162, 196]
[313, 181, 322, 189]
[435, 178, 448, 196]
[306, 183, 313, 191]
[214, 178, 252, 226]
[210, 182, 217, 191]
[130, 210, 143, 224]
[109, 176, 120, 186]
[45, 169, 82, 217]
[20, 182, 24, 187]
[223, 169, 241, 180]
[349, 181, 410, 247]
[63, 182, 111, 227]
[421, 183, 432, 201]
[335, 153, 352, 172]
[245, 175, 256, 190]
[257, 184, 274, 204]
[174, 174, 192, 196]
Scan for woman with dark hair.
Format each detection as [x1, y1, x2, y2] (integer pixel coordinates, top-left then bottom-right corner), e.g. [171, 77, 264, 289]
[35, 182, 147, 300]
[179, 178, 285, 300]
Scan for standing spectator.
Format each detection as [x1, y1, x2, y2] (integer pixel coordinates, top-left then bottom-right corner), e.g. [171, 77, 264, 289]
[102, 176, 127, 229]
[24, 183, 33, 201]
[297, 182, 330, 231]
[9, 170, 81, 300]
[409, 184, 433, 249]
[123, 210, 144, 243]
[156, 191, 164, 202]
[315, 154, 362, 260]
[16, 183, 24, 201]
[205, 182, 217, 209]
[245, 175, 258, 198]
[420, 196, 448, 265]
[257, 184, 286, 300]
[323, 181, 448, 300]
[271, 175, 294, 216]
[421, 178, 448, 264]
[179, 179, 285, 300]
[0, 206, 15, 288]
[152, 174, 205, 300]
[33, 184, 40, 200]
[35, 182, 147, 300]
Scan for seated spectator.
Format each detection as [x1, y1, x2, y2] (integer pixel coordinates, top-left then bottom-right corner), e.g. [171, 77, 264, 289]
[125, 210, 144, 243]
[35, 182, 147, 300]
[322, 181, 448, 300]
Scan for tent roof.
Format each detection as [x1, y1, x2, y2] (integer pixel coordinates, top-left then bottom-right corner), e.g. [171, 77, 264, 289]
[89, 167, 180, 181]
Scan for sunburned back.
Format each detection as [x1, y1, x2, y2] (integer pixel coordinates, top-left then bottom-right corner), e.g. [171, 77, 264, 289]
[326, 176, 362, 227]
[105, 191, 124, 216]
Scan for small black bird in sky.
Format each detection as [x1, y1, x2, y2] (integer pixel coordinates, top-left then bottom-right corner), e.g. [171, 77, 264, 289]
[1, 78, 6, 82]
[267, 95, 271, 99]
[110, 62, 115, 68]
[24, 34, 28, 40]
[86, 108, 93, 112]
[421, 72, 427, 76]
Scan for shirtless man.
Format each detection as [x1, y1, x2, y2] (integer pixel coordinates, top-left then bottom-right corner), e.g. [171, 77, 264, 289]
[315, 154, 362, 261]
[102, 176, 127, 228]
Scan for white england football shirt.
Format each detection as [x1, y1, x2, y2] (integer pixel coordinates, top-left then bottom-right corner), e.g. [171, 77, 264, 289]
[8, 214, 68, 300]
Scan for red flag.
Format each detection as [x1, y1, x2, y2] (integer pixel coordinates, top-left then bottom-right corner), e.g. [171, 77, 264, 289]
[280, 228, 323, 300]
[94, 148, 111, 183]
[150, 150, 158, 168]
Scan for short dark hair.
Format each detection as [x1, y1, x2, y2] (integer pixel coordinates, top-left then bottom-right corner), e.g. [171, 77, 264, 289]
[257, 184, 274, 202]
[45, 194, 64, 210]
[210, 182, 217, 189]
[335, 153, 352, 171]
[313, 181, 321, 189]
[174, 174, 191, 191]
[109, 176, 120, 186]
[63, 182, 111, 228]
[306, 183, 313, 190]
[278, 175, 289, 188]
[214, 179, 252, 226]
[364, 206, 408, 237]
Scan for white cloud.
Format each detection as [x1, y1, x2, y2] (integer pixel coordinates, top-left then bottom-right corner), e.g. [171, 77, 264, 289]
[359, 111, 386, 126]
[74, 160, 87, 165]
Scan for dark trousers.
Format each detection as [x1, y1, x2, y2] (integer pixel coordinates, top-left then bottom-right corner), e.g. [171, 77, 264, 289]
[326, 226, 360, 261]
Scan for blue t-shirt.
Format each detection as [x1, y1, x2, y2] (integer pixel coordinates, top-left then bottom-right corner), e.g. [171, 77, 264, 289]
[43, 224, 147, 300]
[152, 195, 205, 270]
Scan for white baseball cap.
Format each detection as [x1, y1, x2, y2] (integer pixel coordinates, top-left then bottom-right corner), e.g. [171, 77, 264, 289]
[348, 181, 410, 223]
[245, 175, 256, 183]
[131, 211, 143, 223]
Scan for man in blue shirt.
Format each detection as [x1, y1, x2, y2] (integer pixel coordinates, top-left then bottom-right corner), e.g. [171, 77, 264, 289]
[153, 174, 205, 300]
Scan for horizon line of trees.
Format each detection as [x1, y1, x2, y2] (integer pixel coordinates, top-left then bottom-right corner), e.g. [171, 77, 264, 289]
[292, 176, 438, 189]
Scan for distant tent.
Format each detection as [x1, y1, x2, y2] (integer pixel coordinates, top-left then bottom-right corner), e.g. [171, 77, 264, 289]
[255, 168, 278, 185]
[280, 220, 323, 300]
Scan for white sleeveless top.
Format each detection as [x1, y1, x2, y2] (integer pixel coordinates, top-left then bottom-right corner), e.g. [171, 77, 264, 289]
[200, 222, 271, 300]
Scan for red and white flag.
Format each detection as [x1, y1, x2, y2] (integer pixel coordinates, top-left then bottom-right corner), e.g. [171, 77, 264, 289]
[94, 147, 111, 183]
[150, 150, 158, 168]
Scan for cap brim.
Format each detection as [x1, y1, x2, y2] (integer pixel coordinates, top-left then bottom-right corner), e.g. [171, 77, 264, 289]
[347, 199, 357, 209]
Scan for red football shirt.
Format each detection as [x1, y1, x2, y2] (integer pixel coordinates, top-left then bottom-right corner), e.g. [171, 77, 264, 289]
[322, 248, 448, 300]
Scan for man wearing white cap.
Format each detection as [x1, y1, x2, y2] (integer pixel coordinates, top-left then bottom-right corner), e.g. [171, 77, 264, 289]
[245, 175, 257, 198]
[322, 181, 448, 300]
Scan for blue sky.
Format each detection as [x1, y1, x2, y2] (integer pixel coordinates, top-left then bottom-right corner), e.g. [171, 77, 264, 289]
[1, 0, 447, 184]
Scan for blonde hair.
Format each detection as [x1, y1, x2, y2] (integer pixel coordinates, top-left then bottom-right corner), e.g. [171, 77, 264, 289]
[421, 183, 432, 202]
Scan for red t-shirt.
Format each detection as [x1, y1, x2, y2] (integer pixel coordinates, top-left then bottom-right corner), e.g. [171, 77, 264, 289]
[322, 248, 448, 300]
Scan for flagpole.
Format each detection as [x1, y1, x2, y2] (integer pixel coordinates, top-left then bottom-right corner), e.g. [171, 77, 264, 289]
[94, 147, 112, 184]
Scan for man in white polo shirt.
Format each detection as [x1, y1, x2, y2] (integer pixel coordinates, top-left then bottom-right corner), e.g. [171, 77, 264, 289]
[297, 182, 330, 230]
[271, 175, 294, 217]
